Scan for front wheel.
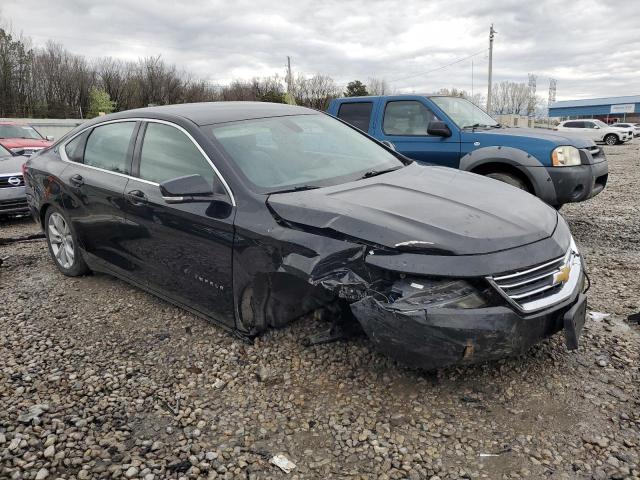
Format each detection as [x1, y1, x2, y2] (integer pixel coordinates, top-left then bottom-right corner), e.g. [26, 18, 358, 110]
[45, 207, 90, 276]
[485, 172, 529, 192]
[604, 134, 618, 146]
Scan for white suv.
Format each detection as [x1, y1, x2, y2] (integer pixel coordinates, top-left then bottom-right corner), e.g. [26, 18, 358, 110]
[611, 122, 640, 137]
[556, 119, 631, 145]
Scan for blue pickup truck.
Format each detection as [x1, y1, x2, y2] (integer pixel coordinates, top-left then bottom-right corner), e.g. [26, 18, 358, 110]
[327, 95, 609, 207]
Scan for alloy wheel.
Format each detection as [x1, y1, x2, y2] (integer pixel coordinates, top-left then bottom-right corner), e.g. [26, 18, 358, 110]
[48, 212, 75, 269]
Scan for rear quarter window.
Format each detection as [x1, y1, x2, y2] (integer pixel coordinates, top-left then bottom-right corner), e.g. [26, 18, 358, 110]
[337, 102, 373, 132]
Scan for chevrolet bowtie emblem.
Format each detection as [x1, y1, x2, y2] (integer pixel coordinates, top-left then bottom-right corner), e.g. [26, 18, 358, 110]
[554, 265, 571, 284]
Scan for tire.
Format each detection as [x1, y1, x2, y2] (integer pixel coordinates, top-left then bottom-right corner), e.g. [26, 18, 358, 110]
[604, 134, 618, 146]
[485, 172, 529, 192]
[44, 206, 90, 276]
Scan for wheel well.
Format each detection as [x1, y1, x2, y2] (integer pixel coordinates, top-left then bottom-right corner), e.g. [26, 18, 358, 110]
[39, 203, 50, 228]
[604, 133, 619, 139]
[470, 162, 534, 193]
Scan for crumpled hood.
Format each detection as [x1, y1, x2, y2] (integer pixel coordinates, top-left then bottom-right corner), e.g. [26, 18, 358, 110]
[0, 138, 51, 149]
[267, 163, 558, 256]
[468, 127, 595, 148]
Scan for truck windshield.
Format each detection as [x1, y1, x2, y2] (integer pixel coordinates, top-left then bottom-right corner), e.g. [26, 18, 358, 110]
[430, 96, 499, 129]
[205, 114, 404, 193]
[0, 124, 43, 140]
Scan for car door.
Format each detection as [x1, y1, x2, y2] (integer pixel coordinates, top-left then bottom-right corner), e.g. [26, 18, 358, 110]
[375, 98, 461, 168]
[582, 121, 604, 142]
[60, 120, 140, 274]
[119, 120, 236, 327]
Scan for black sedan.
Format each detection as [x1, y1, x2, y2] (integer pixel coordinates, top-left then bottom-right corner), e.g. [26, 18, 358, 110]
[24, 102, 587, 369]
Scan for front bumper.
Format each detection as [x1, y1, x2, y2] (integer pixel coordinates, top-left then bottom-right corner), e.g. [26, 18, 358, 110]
[0, 185, 29, 214]
[545, 158, 608, 204]
[351, 273, 584, 370]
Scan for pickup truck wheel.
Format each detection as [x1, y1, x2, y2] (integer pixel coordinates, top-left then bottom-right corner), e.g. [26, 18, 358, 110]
[604, 134, 618, 146]
[485, 172, 528, 192]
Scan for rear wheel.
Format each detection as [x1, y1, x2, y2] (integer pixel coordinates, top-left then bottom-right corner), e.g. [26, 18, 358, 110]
[484, 172, 529, 192]
[45, 207, 89, 276]
[604, 134, 618, 146]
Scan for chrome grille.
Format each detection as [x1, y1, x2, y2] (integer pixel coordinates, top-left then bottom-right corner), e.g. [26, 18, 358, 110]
[487, 240, 582, 313]
[0, 174, 25, 188]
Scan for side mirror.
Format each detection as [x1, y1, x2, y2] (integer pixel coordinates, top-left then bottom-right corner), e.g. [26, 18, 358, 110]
[593, 126, 600, 129]
[160, 174, 214, 203]
[427, 121, 452, 138]
[45, 135, 55, 141]
[380, 140, 396, 151]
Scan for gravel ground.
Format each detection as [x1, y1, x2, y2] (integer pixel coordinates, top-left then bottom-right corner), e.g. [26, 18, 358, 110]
[1, 141, 639, 480]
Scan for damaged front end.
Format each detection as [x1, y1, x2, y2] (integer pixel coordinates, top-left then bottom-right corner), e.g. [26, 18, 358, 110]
[235, 173, 586, 370]
[350, 275, 577, 370]
[284, 236, 583, 371]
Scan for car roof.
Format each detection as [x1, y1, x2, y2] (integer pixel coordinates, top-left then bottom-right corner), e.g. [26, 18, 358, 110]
[107, 101, 318, 126]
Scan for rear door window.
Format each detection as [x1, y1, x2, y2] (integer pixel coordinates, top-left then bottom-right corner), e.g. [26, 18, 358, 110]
[564, 121, 584, 128]
[383, 100, 440, 136]
[64, 132, 89, 163]
[84, 122, 136, 174]
[337, 102, 373, 132]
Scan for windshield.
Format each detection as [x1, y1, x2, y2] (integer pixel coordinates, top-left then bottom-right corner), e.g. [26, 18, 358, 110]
[593, 120, 609, 128]
[0, 124, 43, 140]
[430, 96, 498, 128]
[206, 114, 404, 193]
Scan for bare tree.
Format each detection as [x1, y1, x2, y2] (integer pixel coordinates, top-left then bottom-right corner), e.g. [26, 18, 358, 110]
[366, 77, 389, 96]
[490, 81, 530, 115]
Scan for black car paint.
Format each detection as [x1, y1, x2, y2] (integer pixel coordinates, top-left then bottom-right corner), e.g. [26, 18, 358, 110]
[25, 102, 585, 370]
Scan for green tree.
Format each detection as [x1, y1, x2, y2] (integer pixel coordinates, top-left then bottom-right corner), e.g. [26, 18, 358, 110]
[344, 80, 368, 97]
[87, 87, 116, 118]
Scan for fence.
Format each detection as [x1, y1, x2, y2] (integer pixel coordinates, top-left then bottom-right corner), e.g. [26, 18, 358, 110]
[0, 118, 86, 141]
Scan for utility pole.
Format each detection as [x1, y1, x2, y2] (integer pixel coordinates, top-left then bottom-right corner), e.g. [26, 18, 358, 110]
[471, 60, 474, 101]
[286, 56, 293, 95]
[486, 24, 496, 113]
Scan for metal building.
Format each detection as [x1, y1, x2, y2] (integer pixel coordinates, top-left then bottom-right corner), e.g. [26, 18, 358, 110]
[548, 95, 640, 123]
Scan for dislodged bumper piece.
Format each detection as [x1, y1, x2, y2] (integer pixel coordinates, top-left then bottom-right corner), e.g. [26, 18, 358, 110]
[350, 274, 585, 371]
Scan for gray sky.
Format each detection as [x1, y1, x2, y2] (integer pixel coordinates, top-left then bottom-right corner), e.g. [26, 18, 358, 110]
[2, 0, 638, 101]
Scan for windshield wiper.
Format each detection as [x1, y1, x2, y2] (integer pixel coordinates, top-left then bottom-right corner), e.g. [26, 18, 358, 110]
[268, 185, 321, 194]
[360, 166, 403, 179]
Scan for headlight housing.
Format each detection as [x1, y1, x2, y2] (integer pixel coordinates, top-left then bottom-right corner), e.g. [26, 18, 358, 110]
[551, 146, 581, 167]
[388, 278, 497, 310]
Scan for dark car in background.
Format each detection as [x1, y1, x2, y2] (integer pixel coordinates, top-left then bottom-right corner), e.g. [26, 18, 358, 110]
[0, 144, 29, 218]
[0, 121, 53, 157]
[24, 102, 587, 370]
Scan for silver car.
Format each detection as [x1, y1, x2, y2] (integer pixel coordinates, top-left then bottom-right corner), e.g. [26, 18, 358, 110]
[0, 144, 29, 218]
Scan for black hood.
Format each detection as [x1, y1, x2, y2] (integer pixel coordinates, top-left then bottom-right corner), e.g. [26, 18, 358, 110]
[267, 163, 558, 256]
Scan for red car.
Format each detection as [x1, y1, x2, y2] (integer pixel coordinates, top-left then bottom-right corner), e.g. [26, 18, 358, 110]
[0, 122, 53, 156]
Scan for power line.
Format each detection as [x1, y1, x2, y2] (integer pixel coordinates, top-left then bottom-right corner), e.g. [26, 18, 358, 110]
[388, 48, 488, 84]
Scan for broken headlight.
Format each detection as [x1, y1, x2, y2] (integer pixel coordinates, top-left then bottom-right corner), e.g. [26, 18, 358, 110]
[389, 277, 495, 310]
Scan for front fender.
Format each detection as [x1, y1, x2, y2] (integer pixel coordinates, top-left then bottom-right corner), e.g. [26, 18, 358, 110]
[459, 146, 557, 205]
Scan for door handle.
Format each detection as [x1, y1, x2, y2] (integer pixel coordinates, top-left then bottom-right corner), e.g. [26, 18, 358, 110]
[126, 189, 148, 205]
[69, 174, 84, 187]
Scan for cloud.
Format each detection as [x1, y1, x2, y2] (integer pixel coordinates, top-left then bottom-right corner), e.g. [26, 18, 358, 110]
[2, 0, 638, 100]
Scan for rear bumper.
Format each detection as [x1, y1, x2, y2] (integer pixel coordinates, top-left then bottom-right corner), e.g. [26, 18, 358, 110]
[351, 274, 584, 370]
[0, 186, 29, 214]
[545, 159, 608, 205]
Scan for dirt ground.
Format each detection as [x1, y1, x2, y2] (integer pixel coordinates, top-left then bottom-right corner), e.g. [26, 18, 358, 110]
[1, 140, 639, 480]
